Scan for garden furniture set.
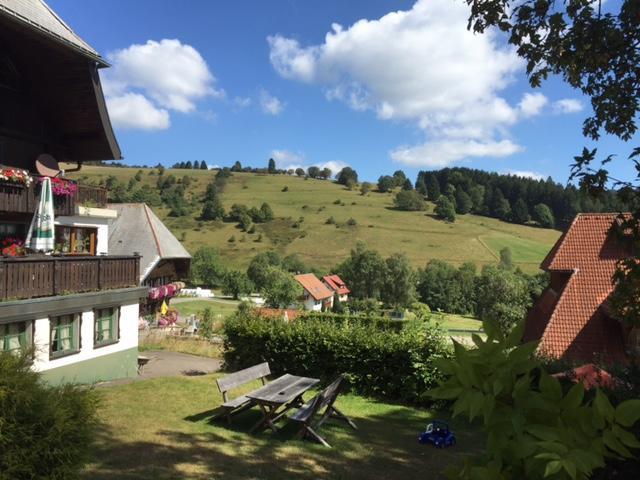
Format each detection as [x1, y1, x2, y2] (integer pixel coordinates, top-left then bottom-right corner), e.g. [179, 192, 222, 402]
[214, 362, 356, 447]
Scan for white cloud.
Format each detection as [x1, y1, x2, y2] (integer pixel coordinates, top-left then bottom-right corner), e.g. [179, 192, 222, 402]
[260, 89, 285, 115]
[391, 139, 523, 168]
[270, 149, 347, 176]
[106, 93, 170, 130]
[271, 149, 304, 166]
[503, 170, 545, 181]
[518, 92, 548, 118]
[233, 96, 252, 108]
[268, 0, 537, 167]
[102, 39, 221, 130]
[553, 98, 583, 114]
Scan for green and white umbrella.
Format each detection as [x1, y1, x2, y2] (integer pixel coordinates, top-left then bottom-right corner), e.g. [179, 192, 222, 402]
[26, 177, 55, 252]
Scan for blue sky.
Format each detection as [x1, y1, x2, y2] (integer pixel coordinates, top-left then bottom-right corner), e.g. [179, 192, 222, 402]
[50, 0, 635, 184]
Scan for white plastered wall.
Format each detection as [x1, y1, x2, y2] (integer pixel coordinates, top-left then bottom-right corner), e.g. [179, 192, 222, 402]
[32, 302, 139, 372]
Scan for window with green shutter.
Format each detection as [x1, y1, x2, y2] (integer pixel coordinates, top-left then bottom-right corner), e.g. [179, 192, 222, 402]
[94, 307, 119, 347]
[50, 314, 80, 358]
[1, 321, 32, 353]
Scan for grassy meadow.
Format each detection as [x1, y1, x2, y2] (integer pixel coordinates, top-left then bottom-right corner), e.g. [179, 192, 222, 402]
[70, 165, 560, 273]
[85, 374, 482, 479]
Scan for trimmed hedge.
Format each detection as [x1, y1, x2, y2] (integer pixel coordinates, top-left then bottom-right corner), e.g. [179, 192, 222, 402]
[223, 312, 451, 404]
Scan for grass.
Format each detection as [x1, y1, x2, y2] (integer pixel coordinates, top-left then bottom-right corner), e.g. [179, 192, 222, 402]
[84, 375, 482, 479]
[139, 332, 224, 359]
[172, 298, 239, 319]
[68, 166, 560, 273]
[433, 313, 482, 331]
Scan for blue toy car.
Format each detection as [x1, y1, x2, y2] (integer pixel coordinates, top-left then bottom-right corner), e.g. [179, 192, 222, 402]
[418, 420, 456, 448]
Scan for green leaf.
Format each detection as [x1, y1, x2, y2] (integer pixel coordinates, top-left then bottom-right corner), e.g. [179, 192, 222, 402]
[539, 372, 562, 402]
[508, 341, 538, 364]
[434, 357, 455, 375]
[612, 424, 640, 449]
[428, 386, 463, 400]
[471, 334, 484, 348]
[615, 399, 640, 427]
[594, 389, 615, 422]
[604, 429, 632, 458]
[562, 383, 584, 410]
[544, 460, 562, 477]
[562, 460, 577, 480]
[505, 320, 525, 348]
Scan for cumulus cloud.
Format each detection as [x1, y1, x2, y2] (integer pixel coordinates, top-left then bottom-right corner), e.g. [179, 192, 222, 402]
[105, 93, 170, 130]
[103, 39, 221, 130]
[260, 90, 285, 115]
[270, 149, 347, 176]
[268, 0, 543, 167]
[553, 98, 583, 114]
[503, 170, 545, 181]
[391, 139, 522, 168]
[518, 93, 548, 118]
[271, 149, 305, 166]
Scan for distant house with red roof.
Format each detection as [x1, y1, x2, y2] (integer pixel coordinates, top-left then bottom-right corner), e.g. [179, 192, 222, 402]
[294, 273, 334, 311]
[524, 213, 639, 364]
[322, 274, 350, 302]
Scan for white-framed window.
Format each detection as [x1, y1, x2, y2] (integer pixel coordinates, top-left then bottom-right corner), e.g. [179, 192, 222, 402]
[50, 314, 80, 358]
[94, 307, 119, 347]
[1, 320, 32, 353]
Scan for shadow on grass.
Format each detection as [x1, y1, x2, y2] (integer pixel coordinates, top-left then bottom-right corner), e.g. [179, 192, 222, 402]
[85, 398, 482, 480]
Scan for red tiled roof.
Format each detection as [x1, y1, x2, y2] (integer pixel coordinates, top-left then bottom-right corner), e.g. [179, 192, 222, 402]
[528, 213, 630, 364]
[294, 273, 334, 300]
[323, 274, 350, 295]
[552, 363, 619, 390]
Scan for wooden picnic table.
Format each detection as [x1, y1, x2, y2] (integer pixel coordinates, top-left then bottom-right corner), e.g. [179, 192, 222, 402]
[246, 373, 320, 433]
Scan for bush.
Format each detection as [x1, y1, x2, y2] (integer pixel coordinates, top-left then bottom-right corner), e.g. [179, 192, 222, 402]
[346, 217, 357, 226]
[224, 312, 450, 404]
[430, 320, 640, 479]
[326, 216, 336, 224]
[394, 189, 426, 211]
[0, 351, 99, 479]
[282, 186, 289, 192]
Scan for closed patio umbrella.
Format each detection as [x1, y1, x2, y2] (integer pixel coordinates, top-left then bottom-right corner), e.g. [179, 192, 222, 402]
[26, 177, 55, 252]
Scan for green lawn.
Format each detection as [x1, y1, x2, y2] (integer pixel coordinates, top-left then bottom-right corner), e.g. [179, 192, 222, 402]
[84, 375, 482, 479]
[172, 298, 239, 319]
[433, 313, 482, 331]
[69, 166, 560, 273]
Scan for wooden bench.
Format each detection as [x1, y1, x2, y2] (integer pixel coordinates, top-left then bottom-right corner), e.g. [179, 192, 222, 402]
[215, 362, 271, 424]
[290, 375, 357, 447]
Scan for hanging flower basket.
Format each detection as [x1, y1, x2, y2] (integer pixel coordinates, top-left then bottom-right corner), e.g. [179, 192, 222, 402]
[0, 167, 33, 188]
[38, 177, 77, 197]
[1, 237, 26, 257]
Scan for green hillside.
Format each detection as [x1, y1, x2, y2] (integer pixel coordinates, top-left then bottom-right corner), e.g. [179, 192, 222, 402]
[70, 165, 561, 273]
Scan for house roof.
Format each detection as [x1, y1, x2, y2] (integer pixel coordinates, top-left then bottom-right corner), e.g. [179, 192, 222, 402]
[108, 204, 191, 282]
[323, 274, 350, 295]
[294, 273, 334, 301]
[0, 0, 106, 65]
[526, 213, 630, 363]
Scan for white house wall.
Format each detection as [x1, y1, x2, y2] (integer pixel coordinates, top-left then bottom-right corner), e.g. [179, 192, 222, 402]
[55, 215, 110, 255]
[32, 301, 139, 373]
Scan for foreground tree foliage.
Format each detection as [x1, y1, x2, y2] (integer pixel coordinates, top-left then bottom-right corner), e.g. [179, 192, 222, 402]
[0, 352, 99, 480]
[430, 320, 640, 480]
[465, 0, 640, 325]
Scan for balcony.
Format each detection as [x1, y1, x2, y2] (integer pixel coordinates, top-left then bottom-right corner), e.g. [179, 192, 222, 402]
[0, 178, 107, 216]
[0, 255, 140, 301]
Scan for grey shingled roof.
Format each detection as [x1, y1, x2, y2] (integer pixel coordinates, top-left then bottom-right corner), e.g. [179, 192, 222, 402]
[0, 0, 105, 64]
[108, 204, 191, 282]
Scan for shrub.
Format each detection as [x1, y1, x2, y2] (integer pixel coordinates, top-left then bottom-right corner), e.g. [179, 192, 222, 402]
[394, 189, 426, 211]
[282, 186, 289, 192]
[199, 308, 216, 340]
[326, 216, 336, 224]
[0, 351, 99, 479]
[228, 235, 236, 243]
[333, 198, 342, 205]
[346, 217, 357, 226]
[430, 320, 640, 479]
[224, 312, 450, 404]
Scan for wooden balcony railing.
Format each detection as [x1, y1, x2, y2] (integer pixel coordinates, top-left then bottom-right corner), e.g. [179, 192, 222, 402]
[0, 255, 140, 301]
[0, 178, 107, 216]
